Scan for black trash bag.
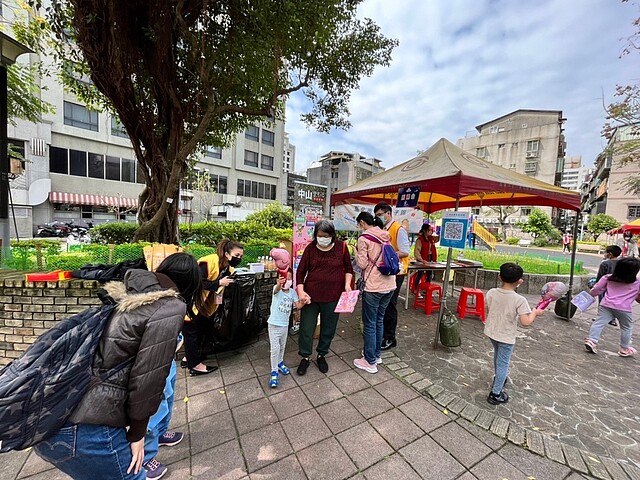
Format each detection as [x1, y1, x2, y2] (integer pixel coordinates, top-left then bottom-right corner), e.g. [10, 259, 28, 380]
[71, 257, 147, 282]
[439, 311, 462, 347]
[200, 273, 266, 354]
[554, 293, 577, 319]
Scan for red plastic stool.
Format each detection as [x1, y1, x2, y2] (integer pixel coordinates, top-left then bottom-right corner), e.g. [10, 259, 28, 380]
[413, 282, 442, 315]
[457, 287, 486, 322]
[409, 272, 419, 294]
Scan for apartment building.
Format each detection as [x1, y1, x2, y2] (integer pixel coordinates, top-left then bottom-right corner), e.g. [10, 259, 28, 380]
[283, 132, 296, 174]
[306, 151, 384, 195]
[7, 47, 285, 235]
[560, 156, 592, 192]
[457, 109, 567, 229]
[582, 125, 640, 224]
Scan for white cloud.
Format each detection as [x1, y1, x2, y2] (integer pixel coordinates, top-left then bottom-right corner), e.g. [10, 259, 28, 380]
[285, 0, 638, 173]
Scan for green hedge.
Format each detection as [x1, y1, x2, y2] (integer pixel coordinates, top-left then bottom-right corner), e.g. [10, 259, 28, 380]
[91, 223, 139, 244]
[506, 237, 519, 245]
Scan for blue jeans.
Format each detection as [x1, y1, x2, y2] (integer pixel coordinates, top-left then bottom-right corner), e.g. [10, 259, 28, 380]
[35, 423, 146, 480]
[588, 305, 634, 349]
[362, 291, 393, 364]
[490, 339, 514, 396]
[144, 360, 177, 464]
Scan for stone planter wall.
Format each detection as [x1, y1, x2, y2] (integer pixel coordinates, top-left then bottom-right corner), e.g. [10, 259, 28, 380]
[0, 272, 278, 366]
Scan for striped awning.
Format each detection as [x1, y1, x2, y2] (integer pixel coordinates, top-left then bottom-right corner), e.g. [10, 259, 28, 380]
[49, 191, 138, 208]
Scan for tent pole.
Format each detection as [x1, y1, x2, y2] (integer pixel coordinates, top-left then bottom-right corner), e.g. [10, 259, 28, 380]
[433, 195, 460, 349]
[565, 210, 580, 320]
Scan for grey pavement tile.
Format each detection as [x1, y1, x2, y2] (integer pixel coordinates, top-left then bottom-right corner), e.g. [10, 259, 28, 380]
[471, 453, 529, 480]
[249, 454, 307, 480]
[292, 360, 329, 386]
[580, 451, 613, 480]
[456, 418, 507, 451]
[325, 355, 355, 376]
[186, 387, 230, 422]
[169, 394, 187, 429]
[369, 408, 425, 450]
[156, 429, 191, 465]
[329, 369, 371, 395]
[186, 369, 225, 396]
[269, 386, 314, 420]
[316, 397, 366, 434]
[216, 351, 251, 367]
[16, 452, 56, 479]
[431, 422, 493, 468]
[600, 457, 632, 480]
[374, 378, 420, 406]
[399, 396, 451, 433]
[363, 454, 422, 480]
[239, 423, 293, 473]
[455, 474, 480, 480]
[232, 397, 279, 435]
[225, 377, 266, 408]
[330, 338, 360, 355]
[163, 458, 191, 479]
[191, 438, 247, 480]
[300, 377, 345, 407]
[0, 448, 29, 479]
[296, 437, 358, 480]
[189, 410, 237, 455]
[280, 408, 332, 452]
[399, 435, 466, 480]
[497, 443, 572, 480]
[249, 357, 272, 377]
[258, 372, 298, 396]
[12, 469, 71, 480]
[222, 360, 258, 385]
[336, 422, 394, 470]
[347, 387, 394, 419]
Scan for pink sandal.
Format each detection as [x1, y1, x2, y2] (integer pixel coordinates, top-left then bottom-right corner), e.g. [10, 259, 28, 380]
[618, 346, 637, 357]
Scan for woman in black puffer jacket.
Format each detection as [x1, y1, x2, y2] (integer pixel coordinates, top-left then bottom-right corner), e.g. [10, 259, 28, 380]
[35, 253, 203, 480]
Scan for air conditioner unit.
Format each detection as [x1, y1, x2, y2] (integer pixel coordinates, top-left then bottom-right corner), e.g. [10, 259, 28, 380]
[526, 152, 538, 158]
[492, 218, 500, 224]
[509, 218, 519, 224]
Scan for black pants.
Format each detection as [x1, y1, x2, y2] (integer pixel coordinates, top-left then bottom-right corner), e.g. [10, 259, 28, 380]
[182, 318, 202, 369]
[383, 275, 405, 342]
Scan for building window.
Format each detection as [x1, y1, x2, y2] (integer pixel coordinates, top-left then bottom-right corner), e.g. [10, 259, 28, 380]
[526, 139, 540, 158]
[237, 179, 276, 199]
[122, 158, 136, 182]
[244, 149, 259, 167]
[509, 163, 516, 169]
[237, 179, 244, 196]
[521, 208, 532, 216]
[245, 125, 259, 142]
[136, 162, 146, 184]
[471, 208, 481, 215]
[106, 156, 120, 181]
[261, 154, 274, 171]
[258, 182, 265, 198]
[206, 146, 222, 159]
[88, 153, 104, 179]
[476, 147, 488, 158]
[628, 206, 640, 218]
[489, 126, 498, 134]
[262, 130, 275, 146]
[111, 117, 128, 138]
[64, 101, 98, 131]
[524, 161, 538, 174]
[69, 150, 87, 177]
[218, 176, 228, 194]
[50, 146, 68, 174]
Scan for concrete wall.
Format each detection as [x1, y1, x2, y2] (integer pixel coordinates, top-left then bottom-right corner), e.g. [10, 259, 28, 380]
[0, 272, 279, 366]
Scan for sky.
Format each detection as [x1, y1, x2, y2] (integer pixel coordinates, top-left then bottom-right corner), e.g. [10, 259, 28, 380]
[284, 0, 638, 174]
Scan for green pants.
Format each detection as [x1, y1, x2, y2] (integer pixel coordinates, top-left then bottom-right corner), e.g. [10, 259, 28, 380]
[298, 301, 340, 358]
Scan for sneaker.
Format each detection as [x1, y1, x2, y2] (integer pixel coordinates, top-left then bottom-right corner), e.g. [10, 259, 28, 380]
[361, 351, 382, 365]
[144, 459, 168, 479]
[297, 358, 310, 375]
[278, 362, 291, 375]
[290, 324, 300, 335]
[487, 391, 509, 405]
[353, 357, 378, 374]
[609, 319, 618, 327]
[618, 346, 637, 357]
[269, 371, 279, 388]
[317, 355, 329, 374]
[158, 431, 183, 447]
[381, 339, 397, 351]
[584, 338, 598, 354]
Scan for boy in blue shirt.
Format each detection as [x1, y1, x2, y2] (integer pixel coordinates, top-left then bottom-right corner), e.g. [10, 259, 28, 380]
[269, 269, 301, 388]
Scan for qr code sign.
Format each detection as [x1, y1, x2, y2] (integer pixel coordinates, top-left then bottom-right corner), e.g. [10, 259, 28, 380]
[444, 221, 464, 241]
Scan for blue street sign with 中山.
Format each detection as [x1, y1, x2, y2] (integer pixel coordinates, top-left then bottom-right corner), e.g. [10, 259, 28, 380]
[397, 186, 421, 208]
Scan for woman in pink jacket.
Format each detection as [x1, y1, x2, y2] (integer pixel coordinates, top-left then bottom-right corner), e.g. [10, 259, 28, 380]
[353, 212, 397, 373]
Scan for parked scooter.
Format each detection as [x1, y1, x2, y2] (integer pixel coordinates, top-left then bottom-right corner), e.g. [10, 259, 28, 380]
[35, 221, 70, 238]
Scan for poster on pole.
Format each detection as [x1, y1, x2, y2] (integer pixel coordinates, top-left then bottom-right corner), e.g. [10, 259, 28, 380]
[293, 215, 319, 287]
[439, 212, 469, 249]
[396, 186, 421, 208]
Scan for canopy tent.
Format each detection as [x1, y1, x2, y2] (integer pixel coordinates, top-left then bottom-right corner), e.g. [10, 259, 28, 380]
[330, 138, 582, 347]
[330, 138, 581, 212]
[607, 218, 640, 235]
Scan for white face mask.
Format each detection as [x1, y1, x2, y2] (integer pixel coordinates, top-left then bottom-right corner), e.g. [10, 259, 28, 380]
[317, 237, 333, 247]
[284, 280, 293, 290]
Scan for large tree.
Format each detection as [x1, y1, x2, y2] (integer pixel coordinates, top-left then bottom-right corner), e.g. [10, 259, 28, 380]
[520, 208, 554, 239]
[586, 213, 620, 241]
[37, 0, 397, 242]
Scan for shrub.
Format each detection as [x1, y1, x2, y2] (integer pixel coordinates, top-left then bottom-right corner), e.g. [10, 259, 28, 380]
[91, 222, 138, 244]
[533, 237, 549, 247]
[179, 221, 291, 247]
[506, 237, 519, 245]
[46, 253, 94, 271]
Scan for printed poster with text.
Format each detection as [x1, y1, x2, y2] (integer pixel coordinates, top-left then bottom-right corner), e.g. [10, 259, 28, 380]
[293, 215, 319, 287]
[439, 212, 469, 249]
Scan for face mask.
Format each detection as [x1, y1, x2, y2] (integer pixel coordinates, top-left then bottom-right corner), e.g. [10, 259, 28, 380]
[317, 237, 332, 247]
[377, 215, 387, 226]
[283, 280, 293, 289]
[228, 256, 242, 267]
